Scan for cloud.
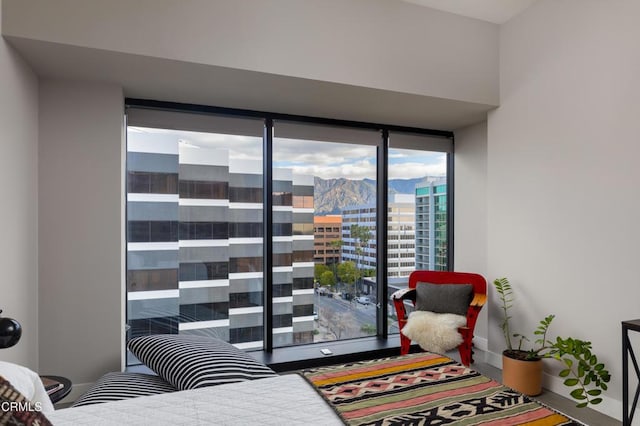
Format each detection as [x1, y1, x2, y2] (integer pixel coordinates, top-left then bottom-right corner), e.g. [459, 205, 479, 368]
[389, 161, 446, 179]
[129, 127, 447, 179]
[273, 138, 379, 179]
[273, 138, 375, 166]
[290, 159, 376, 180]
[388, 152, 409, 159]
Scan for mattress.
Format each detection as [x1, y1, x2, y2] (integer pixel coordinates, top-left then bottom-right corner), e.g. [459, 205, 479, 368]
[47, 374, 342, 425]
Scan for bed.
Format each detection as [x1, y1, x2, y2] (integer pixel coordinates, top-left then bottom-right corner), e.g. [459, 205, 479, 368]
[48, 374, 342, 425]
[3, 335, 584, 425]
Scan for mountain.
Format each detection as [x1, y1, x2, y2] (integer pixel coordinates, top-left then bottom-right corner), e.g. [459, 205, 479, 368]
[314, 176, 442, 215]
[314, 177, 376, 215]
[365, 177, 440, 195]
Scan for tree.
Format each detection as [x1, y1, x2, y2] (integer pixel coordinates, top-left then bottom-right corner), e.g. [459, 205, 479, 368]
[319, 270, 336, 289]
[363, 268, 376, 277]
[337, 261, 357, 285]
[329, 311, 358, 340]
[350, 224, 372, 293]
[314, 264, 330, 282]
[360, 323, 376, 335]
[328, 239, 343, 276]
[337, 261, 358, 296]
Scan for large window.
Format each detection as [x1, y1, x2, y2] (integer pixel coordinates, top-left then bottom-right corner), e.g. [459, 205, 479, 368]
[125, 101, 452, 363]
[386, 132, 451, 335]
[273, 121, 379, 347]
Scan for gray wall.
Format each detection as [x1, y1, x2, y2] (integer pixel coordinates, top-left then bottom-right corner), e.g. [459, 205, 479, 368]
[38, 80, 124, 395]
[2, 0, 498, 106]
[0, 0, 39, 368]
[487, 0, 640, 419]
[453, 121, 488, 347]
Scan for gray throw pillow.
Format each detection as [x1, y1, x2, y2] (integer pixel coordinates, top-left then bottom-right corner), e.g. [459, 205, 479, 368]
[414, 282, 473, 316]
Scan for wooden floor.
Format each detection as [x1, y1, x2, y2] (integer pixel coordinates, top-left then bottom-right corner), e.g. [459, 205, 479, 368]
[472, 361, 620, 426]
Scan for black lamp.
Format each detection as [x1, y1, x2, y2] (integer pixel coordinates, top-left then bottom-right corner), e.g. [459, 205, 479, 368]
[0, 309, 22, 349]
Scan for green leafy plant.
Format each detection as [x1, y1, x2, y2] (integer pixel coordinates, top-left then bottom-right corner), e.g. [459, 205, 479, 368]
[493, 277, 610, 407]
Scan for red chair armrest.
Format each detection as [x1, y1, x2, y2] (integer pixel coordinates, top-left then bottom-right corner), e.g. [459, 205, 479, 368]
[392, 288, 416, 325]
[391, 288, 416, 301]
[470, 293, 487, 308]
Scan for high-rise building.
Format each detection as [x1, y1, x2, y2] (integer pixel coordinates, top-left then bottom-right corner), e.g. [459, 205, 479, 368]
[387, 194, 417, 278]
[341, 194, 415, 279]
[126, 137, 314, 353]
[415, 179, 448, 271]
[313, 215, 342, 265]
[275, 169, 316, 346]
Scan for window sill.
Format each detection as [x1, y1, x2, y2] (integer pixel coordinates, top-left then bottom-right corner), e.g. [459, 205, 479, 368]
[126, 335, 406, 375]
[251, 335, 402, 373]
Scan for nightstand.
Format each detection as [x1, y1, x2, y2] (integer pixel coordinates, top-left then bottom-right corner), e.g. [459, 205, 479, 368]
[40, 375, 72, 404]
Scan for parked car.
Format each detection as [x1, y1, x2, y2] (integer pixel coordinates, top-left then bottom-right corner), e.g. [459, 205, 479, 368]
[356, 296, 371, 305]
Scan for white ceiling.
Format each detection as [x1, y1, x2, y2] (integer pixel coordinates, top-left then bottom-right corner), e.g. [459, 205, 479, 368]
[402, 0, 538, 24]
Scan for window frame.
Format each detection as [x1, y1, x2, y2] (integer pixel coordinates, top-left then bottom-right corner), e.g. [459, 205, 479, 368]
[125, 98, 454, 355]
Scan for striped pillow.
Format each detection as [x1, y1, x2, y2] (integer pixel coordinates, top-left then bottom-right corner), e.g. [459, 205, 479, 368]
[71, 372, 177, 407]
[127, 334, 277, 390]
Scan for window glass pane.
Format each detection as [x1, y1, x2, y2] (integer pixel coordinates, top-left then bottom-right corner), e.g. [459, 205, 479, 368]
[387, 133, 449, 335]
[126, 105, 453, 359]
[273, 121, 379, 347]
[126, 112, 264, 364]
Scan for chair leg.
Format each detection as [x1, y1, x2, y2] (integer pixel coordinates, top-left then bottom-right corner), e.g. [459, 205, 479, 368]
[458, 334, 473, 366]
[400, 334, 411, 355]
[459, 343, 471, 366]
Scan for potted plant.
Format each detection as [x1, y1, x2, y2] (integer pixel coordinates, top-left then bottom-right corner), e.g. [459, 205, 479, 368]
[493, 277, 610, 407]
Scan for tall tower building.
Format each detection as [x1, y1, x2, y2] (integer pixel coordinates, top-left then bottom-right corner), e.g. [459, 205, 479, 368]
[386, 194, 416, 278]
[126, 138, 314, 353]
[341, 194, 415, 279]
[415, 179, 448, 271]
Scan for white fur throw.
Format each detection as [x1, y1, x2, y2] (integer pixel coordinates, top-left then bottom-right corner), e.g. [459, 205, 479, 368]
[401, 311, 466, 354]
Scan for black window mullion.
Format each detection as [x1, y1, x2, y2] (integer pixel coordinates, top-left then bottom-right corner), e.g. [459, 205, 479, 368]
[447, 142, 455, 271]
[263, 118, 274, 352]
[376, 129, 389, 339]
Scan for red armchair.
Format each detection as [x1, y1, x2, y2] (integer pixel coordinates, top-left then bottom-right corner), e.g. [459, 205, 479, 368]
[392, 270, 487, 366]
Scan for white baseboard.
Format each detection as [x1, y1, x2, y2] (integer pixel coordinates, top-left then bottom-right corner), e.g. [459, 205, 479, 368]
[542, 369, 622, 422]
[484, 348, 503, 369]
[473, 336, 488, 352]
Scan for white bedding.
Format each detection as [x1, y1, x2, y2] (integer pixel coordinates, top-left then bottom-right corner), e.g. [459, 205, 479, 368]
[47, 374, 343, 425]
[0, 361, 55, 414]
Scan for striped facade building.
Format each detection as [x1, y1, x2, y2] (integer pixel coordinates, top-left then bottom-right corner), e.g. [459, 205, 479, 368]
[126, 136, 314, 354]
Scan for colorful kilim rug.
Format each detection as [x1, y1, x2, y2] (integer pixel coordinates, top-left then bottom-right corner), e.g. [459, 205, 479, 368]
[300, 352, 583, 426]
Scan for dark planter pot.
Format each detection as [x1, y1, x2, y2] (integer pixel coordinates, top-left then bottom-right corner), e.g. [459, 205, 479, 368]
[502, 350, 543, 396]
